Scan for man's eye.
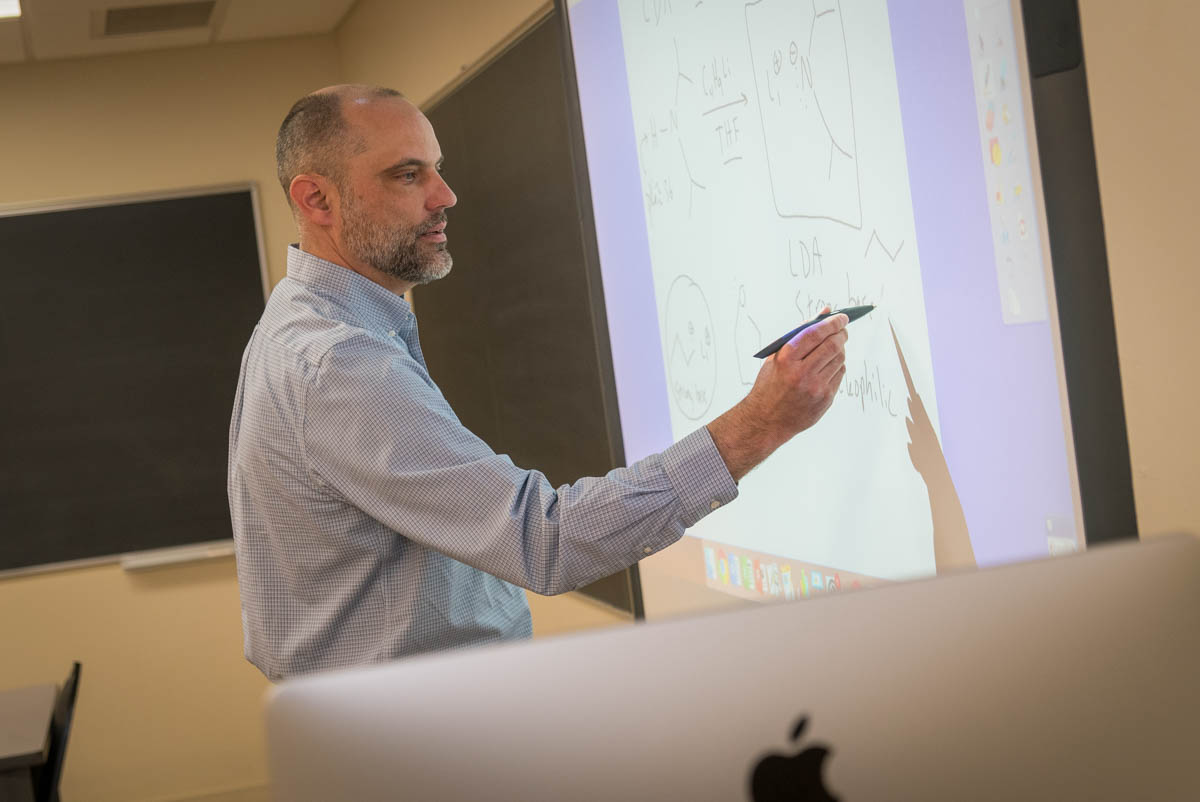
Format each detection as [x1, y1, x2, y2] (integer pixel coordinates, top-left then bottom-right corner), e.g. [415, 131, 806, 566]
[399, 172, 417, 182]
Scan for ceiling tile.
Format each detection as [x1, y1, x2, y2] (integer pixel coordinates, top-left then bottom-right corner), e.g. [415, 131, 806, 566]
[216, 0, 355, 43]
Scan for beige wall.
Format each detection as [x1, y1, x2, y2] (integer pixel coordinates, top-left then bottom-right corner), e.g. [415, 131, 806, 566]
[1, 1, 1194, 800]
[1078, 1, 1200, 539]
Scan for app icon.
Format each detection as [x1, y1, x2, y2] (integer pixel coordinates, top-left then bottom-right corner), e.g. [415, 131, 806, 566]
[704, 547, 717, 581]
[781, 565, 795, 601]
[729, 552, 742, 587]
[798, 568, 809, 597]
[989, 137, 1002, 166]
[743, 556, 755, 590]
[717, 550, 729, 585]
[810, 571, 823, 591]
[767, 564, 782, 597]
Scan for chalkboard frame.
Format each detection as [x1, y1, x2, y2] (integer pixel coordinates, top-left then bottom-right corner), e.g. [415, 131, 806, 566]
[551, 2, 648, 617]
[0, 183, 269, 579]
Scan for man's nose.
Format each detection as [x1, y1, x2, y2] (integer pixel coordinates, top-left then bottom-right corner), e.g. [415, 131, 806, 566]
[429, 172, 457, 210]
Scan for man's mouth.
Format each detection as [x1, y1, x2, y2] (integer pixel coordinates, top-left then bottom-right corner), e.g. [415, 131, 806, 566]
[419, 219, 448, 242]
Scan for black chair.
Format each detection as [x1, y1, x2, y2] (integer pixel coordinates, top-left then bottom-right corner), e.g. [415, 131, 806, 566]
[32, 662, 81, 802]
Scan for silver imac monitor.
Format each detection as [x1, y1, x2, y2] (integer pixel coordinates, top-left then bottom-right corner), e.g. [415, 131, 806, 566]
[265, 534, 1199, 801]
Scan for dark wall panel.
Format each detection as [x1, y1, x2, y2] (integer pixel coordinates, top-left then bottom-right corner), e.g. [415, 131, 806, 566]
[422, 15, 636, 613]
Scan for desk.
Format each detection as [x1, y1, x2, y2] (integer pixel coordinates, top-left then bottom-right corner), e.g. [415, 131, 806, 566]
[0, 683, 56, 802]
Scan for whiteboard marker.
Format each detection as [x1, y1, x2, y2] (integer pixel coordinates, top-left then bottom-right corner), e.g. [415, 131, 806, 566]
[753, 305, 876, 359]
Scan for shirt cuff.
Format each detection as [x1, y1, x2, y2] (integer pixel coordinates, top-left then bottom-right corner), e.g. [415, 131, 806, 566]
[661, 426, 740, 529]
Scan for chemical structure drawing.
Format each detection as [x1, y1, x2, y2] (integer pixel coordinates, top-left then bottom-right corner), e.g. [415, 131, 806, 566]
[633, 36, 711, 225]
[664, 274, 718, 419]
[745, 0, 862, 228]
[733, 285, 763, 386]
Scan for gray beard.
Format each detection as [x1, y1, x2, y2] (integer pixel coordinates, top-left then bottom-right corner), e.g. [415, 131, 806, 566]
[341, 194, 452, 285]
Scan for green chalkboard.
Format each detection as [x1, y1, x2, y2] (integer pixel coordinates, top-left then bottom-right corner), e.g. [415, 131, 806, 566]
[0, 188, 266, 574]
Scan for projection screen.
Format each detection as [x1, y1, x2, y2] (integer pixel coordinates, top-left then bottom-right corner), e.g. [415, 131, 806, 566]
[561, 0, 1084, 618]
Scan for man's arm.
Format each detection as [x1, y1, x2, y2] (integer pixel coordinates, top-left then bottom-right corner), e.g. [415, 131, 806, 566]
[707, 311, 849, 481]
[302, 334, 737, 596]
[302, 314, 847, 596]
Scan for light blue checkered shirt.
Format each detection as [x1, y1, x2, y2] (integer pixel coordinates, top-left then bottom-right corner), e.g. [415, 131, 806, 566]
[228, 246, 738, 679]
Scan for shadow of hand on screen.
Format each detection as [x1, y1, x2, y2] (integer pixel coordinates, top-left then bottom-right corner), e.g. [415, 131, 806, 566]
[890, 322, 977, 574]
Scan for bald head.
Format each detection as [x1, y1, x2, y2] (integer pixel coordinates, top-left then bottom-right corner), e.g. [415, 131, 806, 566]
[275, 84, 406, 208]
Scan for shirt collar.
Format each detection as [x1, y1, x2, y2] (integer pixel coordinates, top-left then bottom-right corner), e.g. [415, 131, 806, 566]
[285, 245, 415, 337]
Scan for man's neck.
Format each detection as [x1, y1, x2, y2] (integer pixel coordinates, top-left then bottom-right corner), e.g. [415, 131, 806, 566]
[298, 234, 415, 298]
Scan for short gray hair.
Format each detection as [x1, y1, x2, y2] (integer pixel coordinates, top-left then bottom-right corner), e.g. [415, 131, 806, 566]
[275, 85, 404, 207]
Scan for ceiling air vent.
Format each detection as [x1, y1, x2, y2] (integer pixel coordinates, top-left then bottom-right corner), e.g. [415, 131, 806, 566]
[103, 1, 216, 36]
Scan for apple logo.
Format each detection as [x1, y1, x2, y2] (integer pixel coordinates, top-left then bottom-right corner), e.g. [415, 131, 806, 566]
[749, 717, 839, 801]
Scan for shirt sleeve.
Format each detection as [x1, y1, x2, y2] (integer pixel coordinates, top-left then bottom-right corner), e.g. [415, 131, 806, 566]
[302, 333, 738, 595]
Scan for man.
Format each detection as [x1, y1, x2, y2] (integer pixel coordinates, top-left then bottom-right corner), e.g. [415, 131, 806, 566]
[228, 85, 849, 680]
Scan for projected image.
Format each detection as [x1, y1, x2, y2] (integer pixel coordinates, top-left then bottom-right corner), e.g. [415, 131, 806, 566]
[616, 0, 943, 581]
[565, 0, 1083, 617]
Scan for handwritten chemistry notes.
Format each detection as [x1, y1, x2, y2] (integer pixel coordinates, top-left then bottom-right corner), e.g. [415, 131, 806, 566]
[618, 0, 941, 580]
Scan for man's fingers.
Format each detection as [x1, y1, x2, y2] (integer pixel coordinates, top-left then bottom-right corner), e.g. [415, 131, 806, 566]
[807, 337, 846, 382]
[781, 313, 848, 360]
[828, 364, 846, 394]
[816, 349, 846, 382]
[803, 329, 848, 370]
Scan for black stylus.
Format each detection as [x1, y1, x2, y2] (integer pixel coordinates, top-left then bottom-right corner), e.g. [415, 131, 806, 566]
[753, 305, 876, 358]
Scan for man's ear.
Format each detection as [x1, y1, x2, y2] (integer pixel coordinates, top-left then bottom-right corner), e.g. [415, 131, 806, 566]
[289, 174, 337, 227]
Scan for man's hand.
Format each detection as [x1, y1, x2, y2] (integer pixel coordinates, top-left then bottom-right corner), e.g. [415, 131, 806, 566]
[707, 309, 848, 481]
